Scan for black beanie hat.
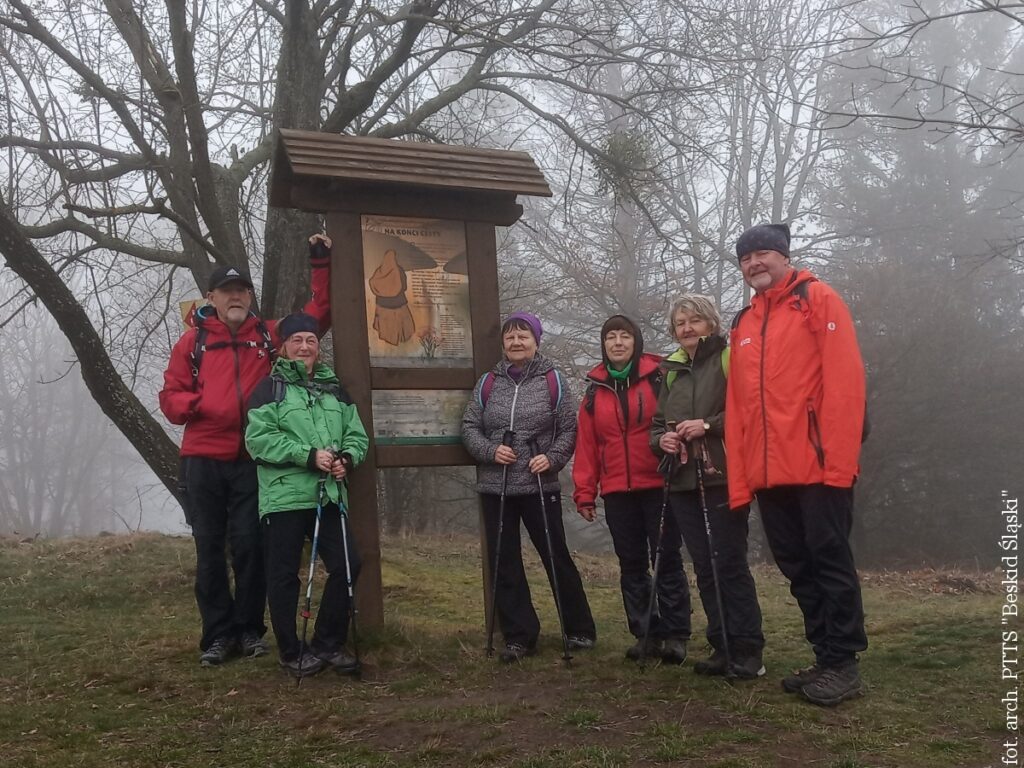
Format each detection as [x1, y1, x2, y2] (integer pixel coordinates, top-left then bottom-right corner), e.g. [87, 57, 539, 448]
[735, 223, 790, 260]
[600, 314, 645, 381]
[277, 312, 318, 342]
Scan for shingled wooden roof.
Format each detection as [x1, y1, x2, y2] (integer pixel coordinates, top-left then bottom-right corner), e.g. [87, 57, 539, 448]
[270, 129, 552, 208]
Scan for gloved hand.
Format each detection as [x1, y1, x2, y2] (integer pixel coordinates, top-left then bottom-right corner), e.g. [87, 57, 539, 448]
[308, 233, 332, 268]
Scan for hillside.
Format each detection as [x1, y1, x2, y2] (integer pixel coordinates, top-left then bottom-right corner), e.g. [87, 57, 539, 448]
[0, 533, 1002, 767]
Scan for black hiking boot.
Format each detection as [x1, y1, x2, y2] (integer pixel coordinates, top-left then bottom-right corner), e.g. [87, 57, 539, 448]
[240, 630, 269, 658]
[625, 637, 663, 661]
[693, 649, 728, 676]
[566, 635, 596, 651]
[317, 648, 360, 675]
[781, 662, 825, 693]
[660, 638, 688, 665]
[499, 642, 536, 663]
[280, 651, 326, 679]
[800, 660, 863, 707]
[728, 652, 766, 680]
[199, 636, 237, 667]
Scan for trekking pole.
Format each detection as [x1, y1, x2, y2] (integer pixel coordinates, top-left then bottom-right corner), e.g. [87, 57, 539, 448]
[331, 445, 362, 680]
[640, 420, 677, 670]
[528, 438, 572, 666]
[486, 429, 516, 657]
[338, 497, 362, 679]
[297, 474, 327, 686]
[693, 437, 733, 679]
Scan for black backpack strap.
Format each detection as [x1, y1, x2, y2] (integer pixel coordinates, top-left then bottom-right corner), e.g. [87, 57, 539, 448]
[255, 316, 277, 362]
[583, 382, 597, 415]
[327, 383, 353, 404]
[646, 368, 664, 398]
[190, 315, 277, 390]
[270, 374, 288, 404]
[190, 327, 208, 391]
[730, 306, 750, 332]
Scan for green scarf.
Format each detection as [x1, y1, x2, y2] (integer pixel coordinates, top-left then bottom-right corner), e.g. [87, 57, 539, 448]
[606, 360, 633, 381]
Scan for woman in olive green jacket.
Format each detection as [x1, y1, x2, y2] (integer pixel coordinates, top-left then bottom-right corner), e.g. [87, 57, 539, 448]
[649, 295, 765, 680]
[245, 312, 368, 679]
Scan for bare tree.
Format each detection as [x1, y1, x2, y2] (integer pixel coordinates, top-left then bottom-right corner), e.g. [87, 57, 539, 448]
[0, 0, 704, 493]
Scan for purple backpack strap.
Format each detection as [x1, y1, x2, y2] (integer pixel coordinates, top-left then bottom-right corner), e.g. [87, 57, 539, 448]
[478, 369, 562, 410]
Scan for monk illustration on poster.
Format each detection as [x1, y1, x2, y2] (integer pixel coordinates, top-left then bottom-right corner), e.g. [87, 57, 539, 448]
[362, 215, 474, 368]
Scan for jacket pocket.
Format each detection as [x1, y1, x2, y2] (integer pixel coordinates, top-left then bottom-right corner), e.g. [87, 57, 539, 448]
[806, 400, 825, 468]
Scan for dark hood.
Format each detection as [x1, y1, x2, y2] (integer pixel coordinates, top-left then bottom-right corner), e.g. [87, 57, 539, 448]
[599, 314, 645, 382]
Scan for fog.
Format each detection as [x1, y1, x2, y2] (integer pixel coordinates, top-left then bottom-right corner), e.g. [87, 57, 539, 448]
[1, 0, 1021, 566]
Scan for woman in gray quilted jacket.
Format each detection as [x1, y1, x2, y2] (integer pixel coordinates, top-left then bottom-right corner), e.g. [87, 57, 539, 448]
[462, 311, 596, 662]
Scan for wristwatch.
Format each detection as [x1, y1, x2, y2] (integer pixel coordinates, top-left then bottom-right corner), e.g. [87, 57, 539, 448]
[702, 421, 711, 432]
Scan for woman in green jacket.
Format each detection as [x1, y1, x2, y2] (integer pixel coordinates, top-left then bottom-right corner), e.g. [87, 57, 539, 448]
[245, 312, 369, 679]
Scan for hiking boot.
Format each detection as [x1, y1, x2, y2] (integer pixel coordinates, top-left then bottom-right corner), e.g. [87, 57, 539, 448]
[660, 638, 688, 665]
[625, 637, 663, 661]
[317, 648, 360, 675]
[729, 652, 766, 680]
[800, 660, 863, 706]
[199, 636, 237, 667]
[693, 649, 729, 676]
[499, 642, 536, 663]
[566, 635, 596, 651]
[240, 630, 269, 658]
[279, 651, 326, 679]
[781, 662, 825, 693]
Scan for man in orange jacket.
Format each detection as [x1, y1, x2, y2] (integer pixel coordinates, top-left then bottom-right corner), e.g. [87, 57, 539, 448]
[725, 223, 867, 706]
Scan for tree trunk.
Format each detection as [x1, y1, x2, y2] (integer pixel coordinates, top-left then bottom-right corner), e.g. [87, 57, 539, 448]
[0, 193, 180, 497]
[262, 0, 323, 318]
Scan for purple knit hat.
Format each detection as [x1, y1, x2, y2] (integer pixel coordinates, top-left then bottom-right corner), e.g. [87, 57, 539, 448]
[502, 311, 543, 344]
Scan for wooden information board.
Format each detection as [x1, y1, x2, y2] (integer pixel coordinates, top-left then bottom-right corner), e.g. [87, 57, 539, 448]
[270, 130, 551, 627]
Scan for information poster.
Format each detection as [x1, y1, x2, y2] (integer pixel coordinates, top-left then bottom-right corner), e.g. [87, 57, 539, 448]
[371, 390, 471, 445]
[362, 215, 473, 368]
[180, 298, 202, 328]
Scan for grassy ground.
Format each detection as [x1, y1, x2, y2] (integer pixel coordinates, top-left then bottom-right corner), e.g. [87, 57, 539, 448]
[0, 533, 1003, 767]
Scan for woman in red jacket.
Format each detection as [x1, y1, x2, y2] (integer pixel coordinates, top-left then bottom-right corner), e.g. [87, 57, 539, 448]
[573, 315, 690, 663]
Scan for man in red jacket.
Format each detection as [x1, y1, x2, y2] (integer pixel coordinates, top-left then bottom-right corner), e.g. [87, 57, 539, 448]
[726, 223, 867, 706]
[160, 235, 332, 667]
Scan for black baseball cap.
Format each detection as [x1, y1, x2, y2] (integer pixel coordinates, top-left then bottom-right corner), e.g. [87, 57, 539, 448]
[207, 266, 254, 292]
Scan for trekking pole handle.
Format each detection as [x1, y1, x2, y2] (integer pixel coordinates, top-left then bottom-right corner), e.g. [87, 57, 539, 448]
[666, 420, 678, 457]
[502, 430, 515, 448]
[527, 438, 541, 458]
[666, 421, 690, 463]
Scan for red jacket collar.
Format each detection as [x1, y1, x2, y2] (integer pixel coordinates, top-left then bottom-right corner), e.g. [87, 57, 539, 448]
[586, 352, 663, 382]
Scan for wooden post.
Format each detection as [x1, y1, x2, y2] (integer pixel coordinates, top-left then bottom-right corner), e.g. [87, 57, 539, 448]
[327, 211, 385, 629]
[465, 221, 502, 626]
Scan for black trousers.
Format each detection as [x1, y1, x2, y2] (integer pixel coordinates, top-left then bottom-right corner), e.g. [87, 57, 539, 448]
[604, 489, 691, 640]
[262, 504, 361, 662]
[182, 456, 266, 651]
[757, 484, 867, 666]
[481, 491, 596, 647]
[671, 485, 764, 655]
